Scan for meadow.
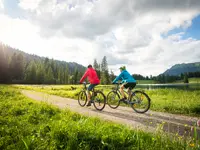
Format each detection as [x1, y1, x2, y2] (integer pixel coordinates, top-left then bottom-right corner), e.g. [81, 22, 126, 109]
[14, 84, 200, 117]
[0, 85, 200, 149]
[173, 78, 200, 84]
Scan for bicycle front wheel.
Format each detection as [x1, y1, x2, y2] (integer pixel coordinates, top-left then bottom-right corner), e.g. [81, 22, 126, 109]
[130, 90, 150, 113]
[106, 91, 120, 109]
[93, 91, 106, 111]
[78, 91, 87, 107]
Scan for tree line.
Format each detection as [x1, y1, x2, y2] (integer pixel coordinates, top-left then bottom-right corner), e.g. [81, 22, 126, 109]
[1, 42, 199, 84]
[151, 72, 200, 83]
[0, 43, 116, 84]
[0, 43, 85, 84]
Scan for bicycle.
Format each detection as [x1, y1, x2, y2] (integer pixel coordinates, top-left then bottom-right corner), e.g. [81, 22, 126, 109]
[78, 82, 106, 111]
[107, 83, 151, 113]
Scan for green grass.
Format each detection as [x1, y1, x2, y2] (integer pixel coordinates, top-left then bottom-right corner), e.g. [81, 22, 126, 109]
[1, 85, 200, 149]
[189, 78, 200, 83]
[172, 78, 200, 83]
[145, 89, 200, 116]
[137, 80, 158, 84]
[14, 84, 200, 117]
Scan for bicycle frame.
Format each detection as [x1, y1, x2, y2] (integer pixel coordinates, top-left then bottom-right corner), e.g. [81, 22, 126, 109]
[107, 83, 151, 113]
[113, 83, 132, 100]
[82, 82, 96, 98]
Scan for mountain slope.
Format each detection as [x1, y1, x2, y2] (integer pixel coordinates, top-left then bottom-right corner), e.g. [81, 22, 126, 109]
[1, 42, 86, 74]
[163, 62, 200, 76]
[0, 42, 86, 84]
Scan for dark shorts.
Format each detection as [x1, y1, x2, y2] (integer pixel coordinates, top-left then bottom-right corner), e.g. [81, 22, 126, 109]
[124, 82, 136, 90]
[88, 84, 98, 91]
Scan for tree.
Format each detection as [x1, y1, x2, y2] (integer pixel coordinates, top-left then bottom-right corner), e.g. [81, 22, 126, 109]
[69, 75, 74, 84]
[183, 73, 189, 83]
[93, 59, 101, 79]
[74, 68, 78, 84]
[64, 64, 69, 84]
[110, 70, 116, 82]
[9, 53, 24, 81]
[45, 67, 55, 84]
[36, 63, 45, 84]
[0, 45, 10, 83]
[24, 61, 37, 83]
[101, 56, 110, 84]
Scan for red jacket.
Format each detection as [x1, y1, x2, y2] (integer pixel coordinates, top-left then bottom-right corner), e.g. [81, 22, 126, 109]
[80, 68, 100, 84]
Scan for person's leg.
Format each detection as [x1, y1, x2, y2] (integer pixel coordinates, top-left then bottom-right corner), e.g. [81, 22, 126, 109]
[124, 83, 136, 98]
[120, 83, 126, 100]
[87, 90, 91, 101]
[127, 83, 136, 97]
[127, 88, 132, 98]
[86, 84, 98, 106]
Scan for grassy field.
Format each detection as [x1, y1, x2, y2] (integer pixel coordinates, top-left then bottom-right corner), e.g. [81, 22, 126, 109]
[0, 85, 200, 149]
[189, 78, 200, 83]
[173, 78, 200, 83]
[137, 77, 200, 84]
[137, 80, 158, 84]
[14, 84, 200, 117]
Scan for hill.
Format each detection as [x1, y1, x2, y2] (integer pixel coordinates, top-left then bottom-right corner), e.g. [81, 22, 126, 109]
[163, 62, 200, 76]
[0, 42, 86, 84]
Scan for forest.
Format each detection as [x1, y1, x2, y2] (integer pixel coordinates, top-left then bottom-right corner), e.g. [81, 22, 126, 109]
[1, 42, 200, 84]
[0, 42, 116, 84]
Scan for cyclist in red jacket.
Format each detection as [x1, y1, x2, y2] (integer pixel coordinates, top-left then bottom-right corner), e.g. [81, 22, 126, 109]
[79, 64, 100, 106]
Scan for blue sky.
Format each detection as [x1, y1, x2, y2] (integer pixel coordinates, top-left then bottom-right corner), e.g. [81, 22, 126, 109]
[3, 0, 22, 18]
[164, 15, 200, 40]
[0, 0, 200, 76]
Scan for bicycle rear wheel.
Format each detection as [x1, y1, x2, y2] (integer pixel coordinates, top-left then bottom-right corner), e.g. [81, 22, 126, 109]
[106, 91, 120, 109]
[78, 91, 87, 107]
[93, 91, 106, 111]
[130, 90, 150, 113]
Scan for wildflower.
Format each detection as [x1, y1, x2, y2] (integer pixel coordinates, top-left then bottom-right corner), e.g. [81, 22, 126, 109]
[189, 143, 195, 147]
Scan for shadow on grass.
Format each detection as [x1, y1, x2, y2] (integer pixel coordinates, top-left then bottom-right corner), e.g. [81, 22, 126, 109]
[191, 106, 200, 115]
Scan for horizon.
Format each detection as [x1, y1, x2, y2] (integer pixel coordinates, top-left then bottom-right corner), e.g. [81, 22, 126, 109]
[0, 0, 200, 76]
[4, 41, 200, 77]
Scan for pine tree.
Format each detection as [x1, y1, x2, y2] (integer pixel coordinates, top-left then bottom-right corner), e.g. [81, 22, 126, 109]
[25, 61, 37, 83]
[10, 53, 24, 81]
[93, 59, 101, 79]
[46, 67, 55, 84]
[36, 63, 45, 84]
[0, 45, 10, 83]
[101, 56, 109, 84]
[64, 64, 69, 84]
[183, 73, 189, 83]
[110, 70, 116, 83]
[74, 68, 78, 84]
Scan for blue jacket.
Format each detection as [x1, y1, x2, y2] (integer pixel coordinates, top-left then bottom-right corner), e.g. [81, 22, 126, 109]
[112, 70, 136, 84]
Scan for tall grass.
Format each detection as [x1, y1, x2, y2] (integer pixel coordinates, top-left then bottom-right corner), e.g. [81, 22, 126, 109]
[145, 88, 200, 116]
[14, 84, 200, 116]
[1, 85, 199, 149]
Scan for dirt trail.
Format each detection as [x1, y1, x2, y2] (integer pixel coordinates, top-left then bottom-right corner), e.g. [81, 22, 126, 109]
[22, 90, 200, 138]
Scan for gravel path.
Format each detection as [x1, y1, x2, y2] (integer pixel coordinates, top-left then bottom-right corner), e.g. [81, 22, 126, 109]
[22, 90, 200, 138]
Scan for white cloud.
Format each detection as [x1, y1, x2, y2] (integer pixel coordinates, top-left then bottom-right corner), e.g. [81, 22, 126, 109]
[0, 0, 200, 76]
[18, 0, 43, 11]
[0, 0, 4, 10]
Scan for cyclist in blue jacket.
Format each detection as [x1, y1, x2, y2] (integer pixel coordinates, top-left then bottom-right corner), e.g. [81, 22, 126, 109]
[112, 66, 136, 101]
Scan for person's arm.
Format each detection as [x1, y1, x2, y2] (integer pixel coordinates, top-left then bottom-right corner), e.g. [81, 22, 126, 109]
[80, 69, 89, 83]
[112, 72, 123, 84]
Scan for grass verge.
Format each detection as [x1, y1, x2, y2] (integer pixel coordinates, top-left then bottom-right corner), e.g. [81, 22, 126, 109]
[1, 85, 200, 149]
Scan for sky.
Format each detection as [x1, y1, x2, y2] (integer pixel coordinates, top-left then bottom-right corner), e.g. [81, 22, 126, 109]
[0, 0, 200, 76]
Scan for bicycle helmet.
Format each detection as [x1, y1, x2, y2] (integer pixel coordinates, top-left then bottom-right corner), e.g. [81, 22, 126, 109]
[119, 66, 126, 70]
